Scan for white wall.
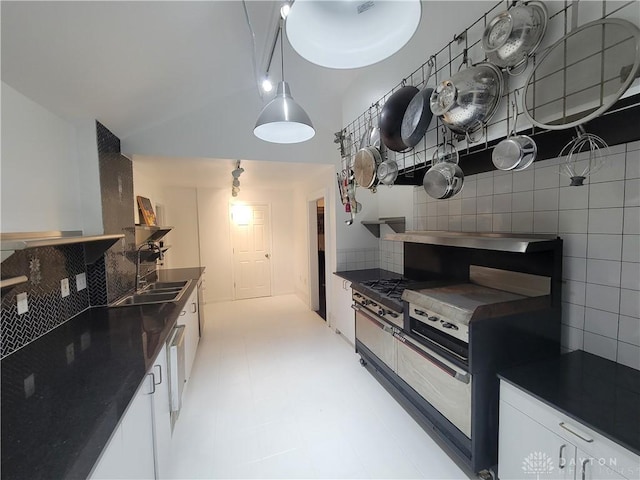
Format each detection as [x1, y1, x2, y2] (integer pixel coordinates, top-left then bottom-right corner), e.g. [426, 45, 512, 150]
[161, 187, 200, 270]
[1, 82, 84, 233]
[132, 162, 166, 226]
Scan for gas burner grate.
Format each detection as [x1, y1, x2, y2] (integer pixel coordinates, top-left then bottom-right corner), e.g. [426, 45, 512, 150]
[361, 278, 410, 299]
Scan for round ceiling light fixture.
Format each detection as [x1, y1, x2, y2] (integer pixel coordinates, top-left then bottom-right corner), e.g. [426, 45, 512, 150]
[285, 0, 422, 69]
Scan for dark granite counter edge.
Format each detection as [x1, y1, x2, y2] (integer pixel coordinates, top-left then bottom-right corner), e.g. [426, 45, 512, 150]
[498, 352, 640, 457]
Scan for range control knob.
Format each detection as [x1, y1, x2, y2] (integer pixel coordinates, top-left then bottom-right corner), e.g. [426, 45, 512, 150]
[378, 309, 385, 317]
[441, 322, 459, 331]
[427, 316, 439, 322]
[415, 309, 428, 316]
[389, 312, 399, 318]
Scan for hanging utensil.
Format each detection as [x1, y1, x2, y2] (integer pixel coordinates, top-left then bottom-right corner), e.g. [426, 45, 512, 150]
[353, 146, 382, 192]
[492, 90, 537, 171]
[482, 1, 548, 75]
[401, 57, 435, 148]
[559, 127, 610, 186]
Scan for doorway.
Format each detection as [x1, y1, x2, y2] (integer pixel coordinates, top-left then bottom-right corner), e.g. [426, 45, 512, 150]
[315, 199, 326, 320]
[230, 204, 272, 300]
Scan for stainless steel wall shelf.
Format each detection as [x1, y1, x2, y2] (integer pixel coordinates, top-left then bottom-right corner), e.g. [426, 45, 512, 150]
[132, 225, 173, 246]
[0, 275, 28, 290]
[0, 231, 125, 263]
[361, 217, 406, 237]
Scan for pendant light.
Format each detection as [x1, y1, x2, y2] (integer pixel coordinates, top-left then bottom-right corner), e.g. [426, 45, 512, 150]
[285, 0, 422, 69]
[254, 20, 315, 144]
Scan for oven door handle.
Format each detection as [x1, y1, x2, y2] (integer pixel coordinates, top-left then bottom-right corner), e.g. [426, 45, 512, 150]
[400, 336, 470, 384]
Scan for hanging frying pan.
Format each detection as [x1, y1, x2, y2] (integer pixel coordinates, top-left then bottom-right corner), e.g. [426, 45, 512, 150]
[380, 85, 419, 152]
[401, 57, 435, 148]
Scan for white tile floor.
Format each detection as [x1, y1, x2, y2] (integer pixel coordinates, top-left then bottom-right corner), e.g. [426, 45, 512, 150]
[168, 295, 470, 479]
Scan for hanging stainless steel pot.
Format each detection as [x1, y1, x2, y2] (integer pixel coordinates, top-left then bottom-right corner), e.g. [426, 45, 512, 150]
[430, 62, 505, 137]
[380, 85, 420, 151]
[377, 159, 399, 186]
[492, 93, 537, 171]
[482, 1, 548, 74]
[423, 135, 463, 200]
[353, 146, 382, 190]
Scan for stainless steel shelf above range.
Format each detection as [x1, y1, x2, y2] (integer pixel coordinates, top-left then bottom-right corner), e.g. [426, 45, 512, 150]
[0, 231, 125, 263]
[385, 231, 560, 253]
[361, 217, 406, 238]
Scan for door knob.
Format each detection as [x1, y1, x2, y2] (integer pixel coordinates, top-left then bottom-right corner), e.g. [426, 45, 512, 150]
[265, 253, 270, 259]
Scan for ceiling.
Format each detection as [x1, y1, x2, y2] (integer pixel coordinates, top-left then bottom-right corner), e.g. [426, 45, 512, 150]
[1, 1, 496, 189]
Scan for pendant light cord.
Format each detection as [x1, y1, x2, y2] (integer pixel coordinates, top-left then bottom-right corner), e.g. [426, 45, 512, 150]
[280, 19, 285, 82]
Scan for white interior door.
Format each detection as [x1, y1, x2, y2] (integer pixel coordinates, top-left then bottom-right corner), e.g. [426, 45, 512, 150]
[231, 204, 272, 300]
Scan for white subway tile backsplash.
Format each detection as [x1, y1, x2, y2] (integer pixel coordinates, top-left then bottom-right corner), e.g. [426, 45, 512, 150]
[449, 198, 462, 216]
[583, 332, 617, 361]
[559, 185, 589, 210]
[437, 216, 449, 230]
[513, 170, 534, 192]
[427, 217, 438, 230]
[626, 149, 640, 178]
[620, 288, 640, 318]
[534, 165, 560, 189]
[590, 153, 626, 183]
[619, 315, 640, 346]
[559, 209, 588, 233]
[494, 173, 513, 194]
[562, 233, 588, 258]
[584, 308, 619, 339]
[512, 212, 533, 233]
[492, 213, 511, 232]
[585, 283, 620, 313]
[493, 194, 512, 213]
[621, 262, 640, 291]
[616, 342, 640, 370]
[588, 208, 624, 234]
[586, 259, 621, 287]
[534, 211, 558, 233]
[562, 302, 585, 329]
[623, 207, 640, 234]
[476, 214, 492, 232]
[622, 235, 640, 262]
[588, 181, 625, 208]
[561, 324, 584, 351]
[587, 234, 622, 261]
[512, 191, 534, 212]
[461, 179, 477, 198]
[534, 188, 559, 211]
[449, 216, 462, 232]
[461, 215, 476, 232]
[461, 198, 476, 215]
[437, 201, 449, 217]
[624, 179, 640, 207]
[564, 280, 586, 306]
[477, 177, 494, 196]
[477, 196, 493, 214]
[427, 203, 437, 217]
[563, 257, 587, 282]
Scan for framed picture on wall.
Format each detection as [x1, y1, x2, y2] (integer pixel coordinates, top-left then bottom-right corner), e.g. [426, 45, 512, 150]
[137, 196, 157, 226]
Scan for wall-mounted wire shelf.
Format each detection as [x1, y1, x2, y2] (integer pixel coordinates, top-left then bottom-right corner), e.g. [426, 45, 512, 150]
[338, 0, 640, 187]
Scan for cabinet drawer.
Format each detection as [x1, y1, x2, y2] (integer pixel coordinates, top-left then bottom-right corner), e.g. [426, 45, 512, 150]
[500, 381, 639, 479]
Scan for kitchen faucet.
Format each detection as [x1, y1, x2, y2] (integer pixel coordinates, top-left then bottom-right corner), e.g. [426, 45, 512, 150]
[136, 241, 162, 291]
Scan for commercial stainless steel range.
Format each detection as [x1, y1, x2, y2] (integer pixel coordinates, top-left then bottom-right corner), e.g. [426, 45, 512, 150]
[353, 232, 563, 477]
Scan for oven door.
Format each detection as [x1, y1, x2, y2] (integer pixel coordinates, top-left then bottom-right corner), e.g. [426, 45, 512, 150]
[355, 308, 397, 372]
[395, 333, 472, 438]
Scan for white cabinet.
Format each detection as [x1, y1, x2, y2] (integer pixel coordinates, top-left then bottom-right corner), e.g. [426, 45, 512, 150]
[177, 287, 199, 382]
[332, 278, 355, 345]
[499, 381, 638, 480]
[91, 375, 155, 479]
[150, 344, 172, 479]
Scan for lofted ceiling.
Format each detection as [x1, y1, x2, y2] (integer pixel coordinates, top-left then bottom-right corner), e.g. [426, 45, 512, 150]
[1, 1, 496, 189]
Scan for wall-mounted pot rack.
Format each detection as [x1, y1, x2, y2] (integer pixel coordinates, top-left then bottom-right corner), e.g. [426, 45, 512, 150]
[339, 0, 640, 187]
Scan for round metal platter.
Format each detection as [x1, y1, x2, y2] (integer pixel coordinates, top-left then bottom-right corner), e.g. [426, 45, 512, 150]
[523, 18, 640, 130]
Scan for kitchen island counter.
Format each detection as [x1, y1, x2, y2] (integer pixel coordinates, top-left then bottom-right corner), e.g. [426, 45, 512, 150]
[1, 267, 204, 480]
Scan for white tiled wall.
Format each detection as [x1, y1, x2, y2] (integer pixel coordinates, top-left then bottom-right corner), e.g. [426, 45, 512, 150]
[336, 247, 380, 272]
[379, 225, 404, 274]
[412, 141, 640, 371]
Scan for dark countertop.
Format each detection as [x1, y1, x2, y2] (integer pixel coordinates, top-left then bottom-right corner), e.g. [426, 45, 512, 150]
[1, 267, 205, 480]
[333, 268, 404, 283]
[499, 350, 640, 456]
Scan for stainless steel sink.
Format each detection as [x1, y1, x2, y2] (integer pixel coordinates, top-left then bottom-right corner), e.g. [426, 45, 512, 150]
[110, 280, 192, 307]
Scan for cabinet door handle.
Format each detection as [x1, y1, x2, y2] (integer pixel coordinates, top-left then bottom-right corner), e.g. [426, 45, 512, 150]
[191, 302, 197, 314]
[559, 422, 594, 443]
[180, 310, 186, 316]
[581, 458, 590, 480]
[558, 444, 566, 469]
[147, 372, 156, 395]
[153, 364, 162, 385]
